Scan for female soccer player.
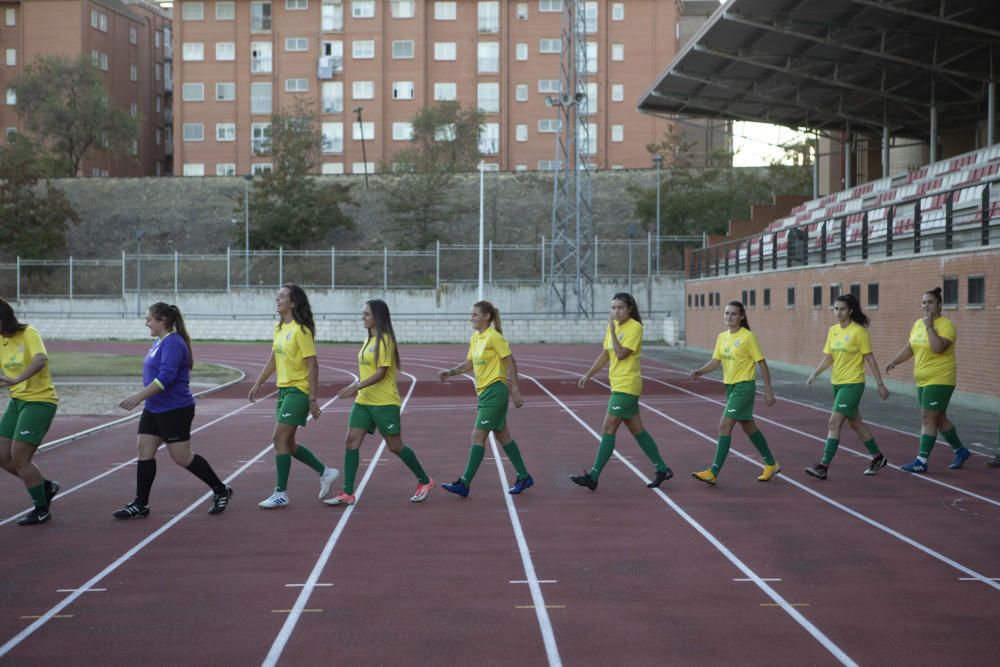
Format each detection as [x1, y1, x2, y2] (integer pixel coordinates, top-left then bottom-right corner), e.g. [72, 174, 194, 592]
[804, 294, 890, 479]
[570, 292, 672, 491]
[689, 301, 780, 485]
[886, 287, 969, 473]
[0, 298, 60, 526]
[249, 284, 339, 508]
[113, 303, 232, 519]
[325, 299, 434, 506]
[437, 301, 533, 497]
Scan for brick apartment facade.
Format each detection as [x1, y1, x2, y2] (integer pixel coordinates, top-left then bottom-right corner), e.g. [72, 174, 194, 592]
[0, 0, 172, 176]
[171, 0, 678, 177]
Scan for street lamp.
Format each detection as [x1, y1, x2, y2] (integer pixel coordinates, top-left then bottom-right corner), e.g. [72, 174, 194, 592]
[135, 229, 145, 316]
[243, 174, 252, 288]
[353, 106, 369, 190]
[652, 153, 663, 274]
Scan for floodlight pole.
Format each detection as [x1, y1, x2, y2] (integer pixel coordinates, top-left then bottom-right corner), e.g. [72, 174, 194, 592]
[354, 106, 369, 189]
[653, 154, 663, 273]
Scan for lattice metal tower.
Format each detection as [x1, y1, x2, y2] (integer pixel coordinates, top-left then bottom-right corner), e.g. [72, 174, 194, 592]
[546, 0, 594, 317]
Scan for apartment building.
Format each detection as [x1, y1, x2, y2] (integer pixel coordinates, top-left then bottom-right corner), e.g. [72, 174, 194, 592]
[172, 0, 679, 177]
[0, 0, 171, 177]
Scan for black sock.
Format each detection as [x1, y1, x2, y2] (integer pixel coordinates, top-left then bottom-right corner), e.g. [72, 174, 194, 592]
[136, 459, 156, 507]
[186, 454, 225, 493]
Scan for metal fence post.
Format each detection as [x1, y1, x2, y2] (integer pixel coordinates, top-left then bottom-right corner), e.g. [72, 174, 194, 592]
[174, 251, 179, 299]
[15, 256, 20, 303]
[540, 235, 545, 283]
[121, 250, 126, 304]
[69, 256, 74, 300]
[226, 247, 231, 293]
[488, 240, 493, 295]
[383, 247, 388, 291]
[435, 241, 440, 291]
[593, 235, 598, 281]
[646, 232, 653, 317]
[279, 247, 284, 286]
[331, 246, 336, 289]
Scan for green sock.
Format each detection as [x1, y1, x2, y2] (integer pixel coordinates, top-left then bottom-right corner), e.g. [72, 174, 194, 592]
[941, 427, 965, 452]
[461, 445, 485, 486]
[502, 440, 529, 480]
[749, 430, 776, 466]
[395, 446, 429, 484]
[292, 444, 326, 474]
[862, 438, 880, 456]
[343, 448, 360, 494]
[918, 434, 936, 459]
[634, 431, 667, 472]
[711, 435, 732, 475]
[275, 453, 292, 491]
[590, 434, 616, 480]
[821, 438, 839, 465]
[27, 483, 47, 509]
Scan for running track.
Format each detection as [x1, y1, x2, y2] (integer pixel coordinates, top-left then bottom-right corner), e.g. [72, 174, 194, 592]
[1, 342, 998, 666]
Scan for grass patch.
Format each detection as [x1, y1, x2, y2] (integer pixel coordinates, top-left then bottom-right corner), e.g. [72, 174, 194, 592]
[47, 352, 242, 383]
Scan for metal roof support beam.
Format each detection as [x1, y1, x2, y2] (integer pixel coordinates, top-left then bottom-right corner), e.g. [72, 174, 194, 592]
[990, 81, 997, 146]
[845, 125, 853, 190]
[848, 0, 1000, 40]
[882, 125, 890, 178]
[930, 105, 938, 163]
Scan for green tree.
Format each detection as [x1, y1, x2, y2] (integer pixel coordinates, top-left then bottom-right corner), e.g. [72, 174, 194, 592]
[240, 103, 354, 249]
[0, 135, 80, 261]
[11, 55, 140, 177]
[378, 102, 484, 249]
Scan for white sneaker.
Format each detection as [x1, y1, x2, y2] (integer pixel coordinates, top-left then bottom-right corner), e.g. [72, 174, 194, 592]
[259, 489, 289, 509]
[318, 467, 340, 499]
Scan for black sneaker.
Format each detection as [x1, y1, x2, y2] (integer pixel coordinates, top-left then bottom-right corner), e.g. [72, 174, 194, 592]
[864, 454, 888, 476]
[17, 507, 51, 526]
[646, 467, 673, 488]
[112, 501, 150, 520]
[570, 470, 598, 491]
[209, 486, 233, 515]
[44, 479, 61, 505]
[805, 463, 828, 480]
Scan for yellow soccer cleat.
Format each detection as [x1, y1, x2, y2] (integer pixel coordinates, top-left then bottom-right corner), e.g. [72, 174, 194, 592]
[691, 469, 717, 486]
[757, 463, 782, 481]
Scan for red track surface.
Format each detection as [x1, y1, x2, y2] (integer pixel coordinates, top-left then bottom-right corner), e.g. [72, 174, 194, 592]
[1, 342, 998, 666]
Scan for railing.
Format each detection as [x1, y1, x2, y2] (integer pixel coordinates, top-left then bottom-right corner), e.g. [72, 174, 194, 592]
[689, 176, 999, 279]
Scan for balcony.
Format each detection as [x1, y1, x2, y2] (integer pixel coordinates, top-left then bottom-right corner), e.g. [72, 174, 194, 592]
[317, 56, 343, 80]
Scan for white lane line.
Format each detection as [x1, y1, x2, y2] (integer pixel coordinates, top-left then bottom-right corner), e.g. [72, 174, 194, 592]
[285, 583, 333, 588]
[524, 372, 857, 667]
[959, 577, 1000, 581]
[261, 372, 416, 667]
[55, 588, 106, 593]
[511, 580, 558, 584]
[734, 578, 781, 583]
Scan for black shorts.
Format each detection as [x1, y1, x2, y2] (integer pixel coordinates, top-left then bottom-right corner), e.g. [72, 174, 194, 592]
[138, 405, 195, 443]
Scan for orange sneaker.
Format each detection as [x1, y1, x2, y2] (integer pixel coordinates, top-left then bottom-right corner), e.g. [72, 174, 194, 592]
[410, 479, 435, 503]
[323, 492, 355, 506]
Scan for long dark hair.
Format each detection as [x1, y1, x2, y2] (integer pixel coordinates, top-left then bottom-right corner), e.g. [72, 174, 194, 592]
[279, 283, 316, 339]
[474, 300, 503, 334]
[924, 287, 943, 306]
[612, 292, 642, 324]
[365, 298, 400, 369]
[835, 294, 870, 327]
[0, 298, 26, 338]
[149, 302, 194, 368]
[727, 300, 750, 331]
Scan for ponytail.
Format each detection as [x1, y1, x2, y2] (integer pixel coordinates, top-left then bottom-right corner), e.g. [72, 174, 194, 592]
[474, 300, 502, 334]
[148, 302, 194, 368]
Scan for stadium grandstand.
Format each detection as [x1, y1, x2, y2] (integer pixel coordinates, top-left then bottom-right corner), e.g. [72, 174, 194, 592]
[638, 0, 1000, 408]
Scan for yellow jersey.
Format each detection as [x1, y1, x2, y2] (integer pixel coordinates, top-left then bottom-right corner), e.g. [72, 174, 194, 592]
[713, 328, 764, 385]
[467, 327, 511, 395]
[909, 317, 956, 387]
[823, 322, 872, 385]
[357, 334, 400, 406]
[2, 326, 58, 404]
[603, 318, 643, 395]
[273, 320, 316, 394]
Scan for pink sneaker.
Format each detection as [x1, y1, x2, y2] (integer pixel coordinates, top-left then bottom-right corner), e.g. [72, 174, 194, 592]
[410, 479, 435, 503]
[323, 492, 355, 506]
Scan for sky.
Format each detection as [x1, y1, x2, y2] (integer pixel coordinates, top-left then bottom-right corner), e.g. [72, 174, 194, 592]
[731, 122, 813, 167]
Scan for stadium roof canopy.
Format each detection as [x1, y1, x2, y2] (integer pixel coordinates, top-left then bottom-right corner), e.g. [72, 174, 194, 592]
[638, 0, 1000, 139]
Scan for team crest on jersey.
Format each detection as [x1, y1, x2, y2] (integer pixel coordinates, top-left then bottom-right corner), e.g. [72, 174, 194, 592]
[843, 335, 850, 342]
[286, 332, 293, 340]
[368, 346, 375, 353]
[733, 340, 741, 347]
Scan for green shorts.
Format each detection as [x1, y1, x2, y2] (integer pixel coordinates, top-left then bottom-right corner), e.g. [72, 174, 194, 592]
[349, 402, 402, 436]
[723, 381, 756, 421]
[0, 398, 58, 446]
[832, 383, 865, 419]
[276, 387, 310, 427]
[474, 381, 509, 432]
[607, 392, 640, 420]
[917, 384, 955, 412]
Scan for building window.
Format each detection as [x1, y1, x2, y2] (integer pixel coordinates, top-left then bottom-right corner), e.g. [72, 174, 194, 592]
[578, 82, 598, 115]
[183, 123, 205, 142]
[968, 276, 985, 307]
[787, 286, 796, 308]
[155, 129, 162, 145]
[741, 289, 748, 305]
[285, 37, 308, 51]
[812, 285, 822, 308]
[352, 80, 374, 99]
[478, 42, 499, 73]
[943, 276, 959, 308]
[611, 84, 624, 102]
[539, 39, 560, 54]
[515, 124, 528, 142]
[322, 122, 344, 152]
[99, 53, 108, 71]
[5, 8, 15, 26]
[156, 95, 163, 112]
[392, 81, 415, 99]
[479, 122, 499, 155]
[217, 42, 236, 60]
[183, 163, 205, 176]
[849, 283, 861, 300]
[392, 40, 415, 59]
[352, 121, 374, 140]
[583, 1, 597, 32]
[216, 82, 236, 101]
[352, 162, 374, 175]
[580, 122, 597, 154]
[129, 27, 137, 45]
[251, 42, 273, 72]
[477, 82, 499, 113]
[353, 40, 375, 59]
[352, 0, 375, 18]
[392, 122, 413, 141]
[434, 82, 457, 101]
[251, 2, 272, 31]
[322, 0, 344, 30]
[516, 43, 528, 61]
[5, 88, 15, 105]
[478, 1, 499, 32]
[216, 123, 236, 141]
[612, 3, 624, 20]
[155, 63, 161, 80]
[390, 0, 414, 18]
[5, 49, 15, 67]
[251, 123, 272, 154]
[538, 0, 562, 12]
[286, 78, 309, 92]
[252, 163, 273, 175]
[867, 283, 879, 309]
[182, 43, 205, 61]
[251, 82, 273, 114]
[538, 79, 560, 94]
[322, 82, 343, 112]
[611, 43, 624, 61]
[217, 163, 237, 176]
[182, 2, 204, 20]
[321, 162, 344, 174]
[749, 289, 757, 308]
[182, 83, 205, 101]
[538, 119, 560, 133]
[216, 2, 236, 20]
[155, 31, 161, 48]
[829, 284, 841, 305]
[130, 102, 138, 117]
[130, 64, 138, 82]
[515, 84, 528, 102]
[435, 124, 456, 141]
[434, 2, 456, 20]
[611, 125, 624, 143]
[434, 42, 457, 60]
[287, 0, 308, 9]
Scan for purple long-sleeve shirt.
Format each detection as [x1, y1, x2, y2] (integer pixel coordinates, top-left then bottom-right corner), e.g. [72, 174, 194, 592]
[143, 333, 195, 413]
